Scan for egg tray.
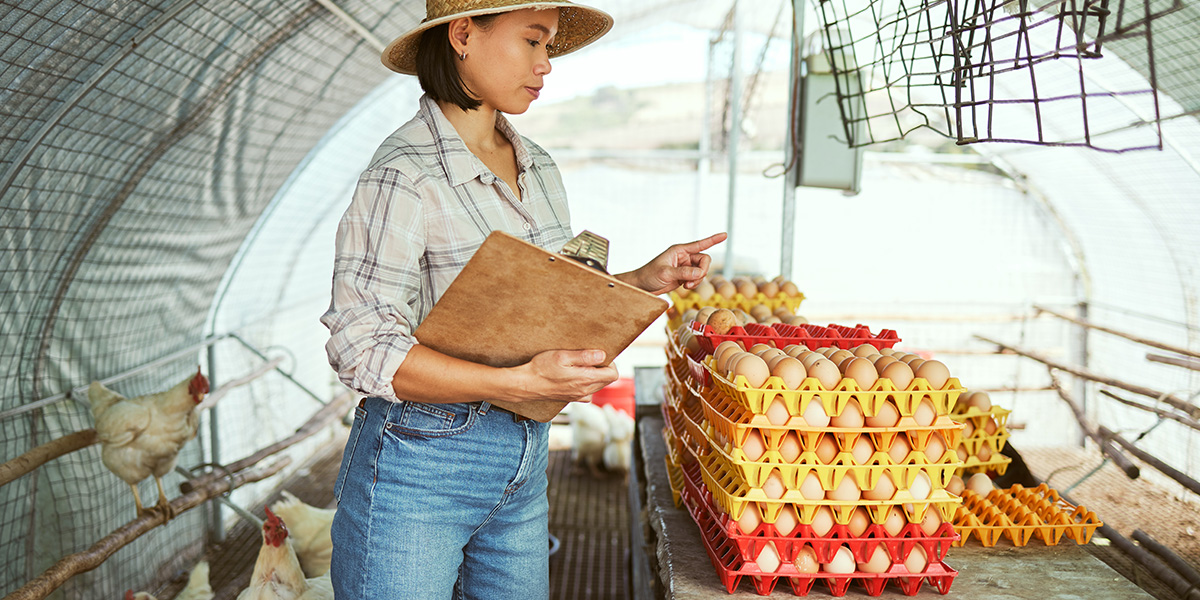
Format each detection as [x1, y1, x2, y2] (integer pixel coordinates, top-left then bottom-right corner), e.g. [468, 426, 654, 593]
[665, 453, 686, 509]
[700, 386, 965, 465]
[662, 400, 707, 465]
[679, 461, 958, 597]
[951, 484, 1102, 547]
[689, 321, 899, 355]
[957, 454, 1012, 477]
[682, 458, 960, 565]
[703, 357, 964, 420]
[670, 289, 806, 314]
[697, 449, 962, 527]
[951, 406, 1012, 449]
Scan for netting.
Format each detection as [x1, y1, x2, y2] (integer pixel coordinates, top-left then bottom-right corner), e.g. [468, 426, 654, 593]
[812, 0, 1185, 151]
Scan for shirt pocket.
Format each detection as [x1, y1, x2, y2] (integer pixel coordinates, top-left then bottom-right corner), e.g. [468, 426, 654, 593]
[332, 404, 369, 503]
[384, 401, 476, 439]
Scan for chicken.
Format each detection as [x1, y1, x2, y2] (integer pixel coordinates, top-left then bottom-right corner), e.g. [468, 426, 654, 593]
[601, 404, 635, 474]
[237, 507, 334, 600]
[269, 491, 335, 577]
[90, 368, 208, 520]
[125, 560, 214, 600]
[568, 400, 609, 477]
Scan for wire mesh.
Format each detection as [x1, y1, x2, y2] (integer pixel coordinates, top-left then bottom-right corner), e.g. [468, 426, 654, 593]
[813, 0, 1183, 151]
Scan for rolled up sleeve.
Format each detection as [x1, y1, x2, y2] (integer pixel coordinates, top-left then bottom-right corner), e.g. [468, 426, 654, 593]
[321, 167, 424, 401]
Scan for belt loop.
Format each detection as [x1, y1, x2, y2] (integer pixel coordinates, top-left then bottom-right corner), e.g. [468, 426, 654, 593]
[478, 401, 491, 415]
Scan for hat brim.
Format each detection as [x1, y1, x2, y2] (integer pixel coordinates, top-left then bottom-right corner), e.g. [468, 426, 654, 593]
[381, 2, 614, 76]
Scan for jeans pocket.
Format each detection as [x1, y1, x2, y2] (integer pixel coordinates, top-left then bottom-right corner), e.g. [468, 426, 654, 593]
[332, 404, 369, 503]
[384, 401, 476, 439]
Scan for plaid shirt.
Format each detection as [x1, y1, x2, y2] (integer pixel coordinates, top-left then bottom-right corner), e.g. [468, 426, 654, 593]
[321, 94, 574, 401]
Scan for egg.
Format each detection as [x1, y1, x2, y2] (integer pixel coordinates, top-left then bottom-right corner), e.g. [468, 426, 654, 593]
[759, 348, 786, 363]
[831, 399, 865, 428]
[956, 445, 969, 462]
[912, 398, 936, 427]
[865, 400, 900, 428]
[862, 472, 897, 501]
[819, 347, 837, 357]
[788, 315, 809, 325]
[829, 349, 854, 365]
[925, 433, 946, 462]
[715, 280, 737, 298]
[807, 359, 842, 388]
[680, 308, 699, 323]
[715, 345, 742, 373]
[771, 357, 807, 389]
[766, 353, 790, 371]
[851, 436, 874, 464]
[706, 309, 738, 335]
[737, 502, 762, 534]
[848, 507, 871, 536]
[873, 355, 899, 372]
[858, 545, 892, 573]
[795, 547, 820, 574]
[962, 419, 976, 438]
[899, 353, 921, 364]
[810, 506, 835, 536]
[799, 472, 825, 500]
[879, 347, 896, 356]
[736, 280, 758, 298]
[915, 360, 951, 389]
[733, 309, 753, 325]
[759, 281, 780, 297]
[755, 541, 782, 573]
[884, 506, 907, 536]
[783, 344, 807, 357]
[763, 470, 786, 499]
[827, 475, 862, 502]
[749, 304, 773, 321]
[749, 343, 773, 355]
[733, 353, 771, 387]
[814, 434, 839, 464]
[693, 281, 716, 300]
[800, 352, 824, 369]
[964, 390, 993, 411]
[780, 432, 802, 462]
[946, 475, 965, 495]
[765, 397, 791, 426]
[920, 507, 943, 536]
[984, 417, 999, 435]
[774, 504, 799, 536]
[910, 472, 933, 500]
[695, 306, 717, 324]
[742, 430, 767, 460]
[803, 397, 831, 428]
[823, 546, 856, 574]
[887, 435, 912, 464]
[903, 544, 929, 574]
[977, 441, 993, 461]
[880, 361, 915, 390]
[837, 355, 858, 372]
[907, 358, 926, 373]
[842, 358, 879, 390]
[967, 472, 994, 496]
[781, 280, 800, 296]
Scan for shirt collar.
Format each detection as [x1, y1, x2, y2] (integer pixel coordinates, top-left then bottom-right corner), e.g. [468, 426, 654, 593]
[419, 94, 534, 187]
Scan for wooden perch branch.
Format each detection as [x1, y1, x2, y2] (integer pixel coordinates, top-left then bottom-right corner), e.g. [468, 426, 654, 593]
[196, 355, 285, 411]
[1098, 425, 1200, 496]
[1034, 304, 1200, 360]
[1147, 353, 1200, 372]
[3, 458, 289, 600]
[0, 430, 97, 488]
[1048, 373, 1140, 480]
[1132, 529, 1200, 588]
[974, 334, 1200, 419]
[1099, 389, 1200, 434]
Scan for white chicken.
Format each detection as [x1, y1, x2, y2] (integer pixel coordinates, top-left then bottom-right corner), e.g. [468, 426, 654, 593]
[269, 491, 335, 577]
[237, 507, 333, 600]
[601, 404, 635, 473]
[568, 400, 609, 477]
[90, 368, 208, 520]
[125, 560, 213, 600]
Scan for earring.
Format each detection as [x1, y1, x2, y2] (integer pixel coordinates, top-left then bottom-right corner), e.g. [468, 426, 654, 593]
[459, 52, 466, 61]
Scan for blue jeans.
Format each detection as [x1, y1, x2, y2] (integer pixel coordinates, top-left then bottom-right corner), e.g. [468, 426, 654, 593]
[330, 397, 551, 600]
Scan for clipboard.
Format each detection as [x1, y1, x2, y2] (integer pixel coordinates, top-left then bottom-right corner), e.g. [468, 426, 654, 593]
[413, 231, 669, 422]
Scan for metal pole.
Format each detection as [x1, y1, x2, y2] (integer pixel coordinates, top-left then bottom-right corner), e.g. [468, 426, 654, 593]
[781, 0, 805, 280]
[722, 0, 743, 280]
[206, 344, 224, 543]
[1073, 300, 1089, 447]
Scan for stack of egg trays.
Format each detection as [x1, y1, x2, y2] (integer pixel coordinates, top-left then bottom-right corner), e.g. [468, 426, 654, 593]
[949, 406, 1013, 476]
[951, 484, 1102, 547]
[669, 289, 806, 314]
[679, 458, 959, 597]
[690, 321, 900, 354]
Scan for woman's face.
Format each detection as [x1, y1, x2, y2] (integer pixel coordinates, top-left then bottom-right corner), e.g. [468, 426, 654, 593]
[457, 8, 557, 114]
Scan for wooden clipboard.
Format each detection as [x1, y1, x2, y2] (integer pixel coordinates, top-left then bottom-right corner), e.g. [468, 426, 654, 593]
[413, 231, 668, 422]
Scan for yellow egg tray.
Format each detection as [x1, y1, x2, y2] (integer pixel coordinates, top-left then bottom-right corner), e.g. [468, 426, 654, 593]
[958, 454, 1012, 476]
[663, 403, 705, 465]
[697, 449, 961, 526]
[959, 431, 1011, 457]
[699, 386, 964, 460]
[703, 356, 965, 420]
[951, 484, 1101, 547]
[669, 289, 806, 314]
[665, 454, 686, 509]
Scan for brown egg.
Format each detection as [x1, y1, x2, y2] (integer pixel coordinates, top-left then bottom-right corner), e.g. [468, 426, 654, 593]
[810, 506, 835, 536]
[899, 353, 921, 364]
[715, 280, 737, 299]
[707, 309, 738, 335]
[858, 545, 892, 573]
[765, 397, 791, 426]
[842, 358, 879, 390]
[782, 344, 807, 357]
[737, 280, 758, 298]
[763, 470, 786, 499]
[888, 435, 912, 464]
[884, 506, 907, 536]
[780, 432, 802, 462]
[799, 472, 825, 500]
[823, 546, 856, 574]
[831, 399, 865, 428]
[829, 349, 854, 365]
[880, 361, 915, 390]
[862, 472, 897, 501]
[925, 433, 946, 462]
[800, 352, 824, 369]
[836, 355, 858, 372]
[904, 544, 929, 573]
[967, 473, 994, 496]
[865, 401, 900, 428]
[803, 398, 831, 427]
[956, 445, 969, 462]
[733, 309, 753, 325]
[749, 343, 773, 355]
[695, 306, 717, 324]
[946, 475, 965, 495]
[807, 359, 842, 389]
[737, 502, 762, 534]
[759, 348, 786, 363]
[681, 331, 701, 355]
[733, 353, 771, 388]
[910, 472, 933, 500]
[962, 419, 976, 438]
[781, 281, 800, 296]
[693, 281, 716, 300]
[714, 344, 742, 372]
[759, 281, 780, 297]
[879, 347, 896, 356]
[771, 357, 807, 389]
[743, 429, 766, 461]
[814, 434, 839, 464]
[847, 507, 871, 536]
[912, 398, 936, 427]
[724, 352, 748, 377]
[965, 390, 993, 411]
[766, 353, 791, 371]
[819, 347, 837, 357]
[851, 436, 874, 464]
[907, 358, 926, 373]
[915, 360, 951, 389]
[795, 547, 820, 574]
[873, 354, 899, 372]
[755, 541, 782, 573]
[984, 417, 999, 435]
[774, 504, 799, 536]
[788, 315, 809, 325]
[920, 507, 943, 536]
[977, 442, 993, 462]
[853, 343, 877, 357]
[680, 308, 699, 323]
[749, 303, 773, 321]
[827, 475, 862, 502]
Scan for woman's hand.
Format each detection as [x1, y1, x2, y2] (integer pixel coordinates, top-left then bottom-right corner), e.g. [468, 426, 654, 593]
[508, 349, 619, 403]
[617, 232, 728, 295]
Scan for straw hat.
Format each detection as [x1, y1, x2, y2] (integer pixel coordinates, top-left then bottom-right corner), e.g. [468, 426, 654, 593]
[382, 0, 614, 75]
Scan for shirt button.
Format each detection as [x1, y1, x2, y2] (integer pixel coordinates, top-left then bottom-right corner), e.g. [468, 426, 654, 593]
[481, 174, 494, 184]
[523, 222, 532, 231]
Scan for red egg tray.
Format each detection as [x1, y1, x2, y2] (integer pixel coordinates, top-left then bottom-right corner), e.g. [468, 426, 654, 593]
[678, 460, 958, 596]
[689, 321, 901, 355]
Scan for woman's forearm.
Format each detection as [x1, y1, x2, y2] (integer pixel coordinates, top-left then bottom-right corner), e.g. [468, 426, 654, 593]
[391, 345, 525, 404]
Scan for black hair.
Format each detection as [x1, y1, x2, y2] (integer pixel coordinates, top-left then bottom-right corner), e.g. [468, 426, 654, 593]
[416, 15, 499, 111]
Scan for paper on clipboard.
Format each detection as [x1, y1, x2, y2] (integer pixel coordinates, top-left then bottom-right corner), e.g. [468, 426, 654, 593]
[413, 231, 668, 422]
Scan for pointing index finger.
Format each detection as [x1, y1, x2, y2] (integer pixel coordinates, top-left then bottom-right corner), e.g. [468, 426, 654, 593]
[682, 232, 728, 254]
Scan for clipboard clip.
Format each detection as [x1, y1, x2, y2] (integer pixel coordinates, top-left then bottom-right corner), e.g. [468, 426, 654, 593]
[559, 230, 610, 274]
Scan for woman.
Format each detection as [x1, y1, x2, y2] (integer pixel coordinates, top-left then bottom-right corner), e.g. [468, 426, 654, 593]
[321, 1, 725, 598]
